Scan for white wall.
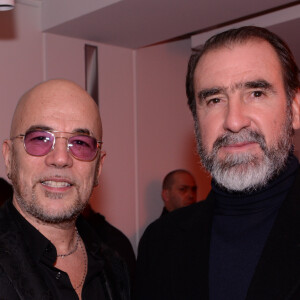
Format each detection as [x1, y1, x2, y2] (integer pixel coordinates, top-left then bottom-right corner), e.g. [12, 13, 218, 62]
[135, 40, 211, 239]
[44, 33, 137, 247]
[0, 3, 43, 177]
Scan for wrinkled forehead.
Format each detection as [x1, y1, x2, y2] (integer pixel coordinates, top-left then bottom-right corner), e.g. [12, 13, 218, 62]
[193, 39, 284, 92]
[11, 80, 102, 139]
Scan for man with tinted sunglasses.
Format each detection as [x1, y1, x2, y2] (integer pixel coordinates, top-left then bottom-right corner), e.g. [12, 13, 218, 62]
[0, 79, 130, 299]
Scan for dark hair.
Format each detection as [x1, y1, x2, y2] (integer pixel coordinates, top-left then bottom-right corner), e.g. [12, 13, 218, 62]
[186, 26, 300, 119]
[162, 169, 192, 190]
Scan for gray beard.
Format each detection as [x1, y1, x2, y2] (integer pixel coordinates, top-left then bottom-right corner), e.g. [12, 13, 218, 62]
[10, 150, 98, 224]
[195, 116, 293, 192]
[13, 186, 86, 224]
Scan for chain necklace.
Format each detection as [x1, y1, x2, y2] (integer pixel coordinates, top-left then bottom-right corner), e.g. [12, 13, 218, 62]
[74, 237, 87, 290]
[57, 228, 79, 258]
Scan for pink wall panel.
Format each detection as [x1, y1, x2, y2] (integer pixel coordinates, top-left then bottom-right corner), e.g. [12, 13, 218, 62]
[0, 3, 43, 178]
[135, 40, 211, 239]
[44, 33, 85, 87]
[95, 43, 136, 246]
[44, 33, 137, 247]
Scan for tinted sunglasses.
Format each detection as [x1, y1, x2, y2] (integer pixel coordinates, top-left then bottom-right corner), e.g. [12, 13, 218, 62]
[12, 130, 103, 161]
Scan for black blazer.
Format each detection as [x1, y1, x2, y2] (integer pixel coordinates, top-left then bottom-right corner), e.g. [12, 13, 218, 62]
[135, 170, 300, 300]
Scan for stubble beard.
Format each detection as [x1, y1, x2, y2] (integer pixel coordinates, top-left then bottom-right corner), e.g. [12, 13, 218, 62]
[194, 111, 294, 192]
[10, 151, 99, 224]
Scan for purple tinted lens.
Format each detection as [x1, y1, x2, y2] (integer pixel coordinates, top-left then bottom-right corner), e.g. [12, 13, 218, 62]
[24, 131, 54, 156]
[68, 135, 98, 160]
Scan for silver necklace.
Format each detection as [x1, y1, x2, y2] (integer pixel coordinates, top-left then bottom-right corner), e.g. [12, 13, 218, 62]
[74, 237, 87, 290]
[57, 228, 79, 258]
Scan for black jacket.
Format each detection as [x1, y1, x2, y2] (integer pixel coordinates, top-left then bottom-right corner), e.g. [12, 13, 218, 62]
[0, 200, 130, 300]
[135, 170, 300, 300]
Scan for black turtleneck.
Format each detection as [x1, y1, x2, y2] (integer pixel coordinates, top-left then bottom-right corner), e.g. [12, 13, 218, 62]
[209, 154, 299, 300]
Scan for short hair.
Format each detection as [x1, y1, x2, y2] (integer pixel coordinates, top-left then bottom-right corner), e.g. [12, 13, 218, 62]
[162, 169, 192, 190]
[186, 26, 300, 119]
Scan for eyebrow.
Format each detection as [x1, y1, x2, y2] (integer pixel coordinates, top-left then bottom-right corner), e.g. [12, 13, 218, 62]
[72, 128, 92, 135]
[197, 88, 225, 101]
[25, 125, 91, 136]
[244, 80, 274, 90]
[197, 79, 275, 102]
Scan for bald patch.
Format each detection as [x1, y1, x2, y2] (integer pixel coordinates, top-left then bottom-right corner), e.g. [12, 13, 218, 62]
[11, 79, 102, 140]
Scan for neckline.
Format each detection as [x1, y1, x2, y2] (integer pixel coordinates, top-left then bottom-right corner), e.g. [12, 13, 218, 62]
[212, 154, 299, 215]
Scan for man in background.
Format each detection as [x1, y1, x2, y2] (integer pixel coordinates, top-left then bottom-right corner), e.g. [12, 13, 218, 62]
[136, 26, 300, 299]
[160, 169, 197, 216]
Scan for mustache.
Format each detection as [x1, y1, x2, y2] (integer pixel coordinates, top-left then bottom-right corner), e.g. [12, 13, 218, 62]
[212, 129, 267, 153]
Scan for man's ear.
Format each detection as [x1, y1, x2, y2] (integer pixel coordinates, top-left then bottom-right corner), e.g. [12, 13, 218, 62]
[291, 89, 300, 130]
[94, 151, 106, 187]
[161, 189, 169, 204]
[2, 140, 13, 181]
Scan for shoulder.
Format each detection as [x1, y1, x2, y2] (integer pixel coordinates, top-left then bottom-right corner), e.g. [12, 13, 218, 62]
[0, 202, 53, 299]
[84, 210, 132, 249]
[141, 195, 214, 244]
[77, 216, 131, 299]
[0, 200, 18, 241]
[0, 268, 20, 299]
[137, 195, 214, 269]
[135, 196, 214, 300]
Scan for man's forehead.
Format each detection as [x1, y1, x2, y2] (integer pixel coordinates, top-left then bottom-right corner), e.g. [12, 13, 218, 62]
[11, 80, 102, 138]
[173, 173, 196, 184]
[25, 124, 94, 136]
[197, 39, 280, 68]
[194, 40, 282, 89]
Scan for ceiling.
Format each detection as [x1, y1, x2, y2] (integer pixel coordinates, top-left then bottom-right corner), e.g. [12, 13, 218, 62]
[39, 0, 300, 50]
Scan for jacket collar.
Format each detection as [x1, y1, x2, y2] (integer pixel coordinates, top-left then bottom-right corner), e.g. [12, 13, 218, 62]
[164, 167, 300, 299]
[246, 168, 300, 300]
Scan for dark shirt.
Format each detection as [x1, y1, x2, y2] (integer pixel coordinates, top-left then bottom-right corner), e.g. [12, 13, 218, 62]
[0, 178, 13, 206]
[9, 201, 107, 300]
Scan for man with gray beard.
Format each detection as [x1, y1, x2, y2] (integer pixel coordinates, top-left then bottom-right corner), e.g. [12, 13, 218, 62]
[0, 79, 130, 299]
[135, 26, 300, 300]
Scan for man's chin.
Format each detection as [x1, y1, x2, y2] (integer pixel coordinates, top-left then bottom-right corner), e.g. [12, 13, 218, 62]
[211, 158, 272, 192]
[216, 149, 263, 165]
[15, 192, 86, 224]
[31, 207, 81, 224]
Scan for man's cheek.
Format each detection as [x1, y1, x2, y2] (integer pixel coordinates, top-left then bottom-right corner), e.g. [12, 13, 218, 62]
[202, 136, 215, 153]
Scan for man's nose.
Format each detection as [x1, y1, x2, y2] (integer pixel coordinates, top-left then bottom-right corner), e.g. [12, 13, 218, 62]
[223, 97, 251, 133]
[45, 137, 73, 168]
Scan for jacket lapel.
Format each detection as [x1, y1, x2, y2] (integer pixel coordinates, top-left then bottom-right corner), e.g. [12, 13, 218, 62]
[247, 170, 300, 300]
[169, 193, 215, 299]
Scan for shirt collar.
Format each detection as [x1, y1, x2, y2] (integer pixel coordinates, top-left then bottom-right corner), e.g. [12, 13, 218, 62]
[8, 200, 56, 265]
[8, 201, 102, 265]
